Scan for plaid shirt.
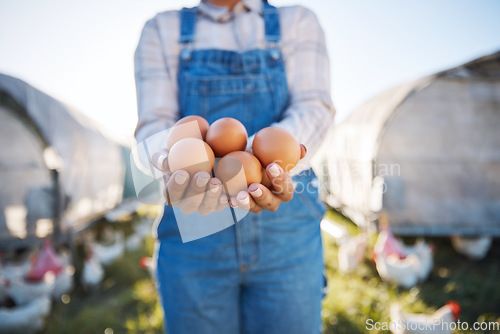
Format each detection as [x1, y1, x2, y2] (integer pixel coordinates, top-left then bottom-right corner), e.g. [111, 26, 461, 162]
[135, 0, 335, 172]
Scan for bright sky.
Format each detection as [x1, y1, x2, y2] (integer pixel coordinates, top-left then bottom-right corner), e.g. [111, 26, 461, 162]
[1, 0, 499, 142]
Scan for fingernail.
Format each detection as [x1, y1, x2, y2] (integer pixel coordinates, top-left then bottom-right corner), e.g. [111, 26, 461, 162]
[209, 181, 220, 193]
[230, 198, 238, 208]
[156, 152, 167, 167]
[153, 150, 169, 171]
[268, 164, 280, 178]
[237, 193, 249, 205]
[196, 174, 210, 187]
[249, 187, 263, 198]
[219, 195, 228, 204]
[175, 173, 187, 185]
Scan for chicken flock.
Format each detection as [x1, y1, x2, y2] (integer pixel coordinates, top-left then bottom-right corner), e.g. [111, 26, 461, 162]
[322, 213, 493, 334]
[0, 219, 152, 334]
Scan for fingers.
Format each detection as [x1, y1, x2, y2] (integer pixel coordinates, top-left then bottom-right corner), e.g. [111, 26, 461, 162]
[300, 144, 307, 160]
[215, 192, 229, 211]
[244, 163, 295, 213]
[166, 170, 190, 205]
[161, 170, 172, 201]
[166, 171, 229, 215]
[238, 190, 262, 213]
[266, 163, 294, 202]
[232, 191, 251, 211]
[230, 190, 263, 214]
[152, 149, 169, 171]
[180, 171, 211, 214]
[198, 178, 223, 216]
[248, 183, 281, 212]
[164, 163, 295, 215]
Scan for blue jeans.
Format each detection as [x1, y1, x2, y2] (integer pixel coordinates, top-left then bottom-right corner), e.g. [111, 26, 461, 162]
[155, 172, 325, 334]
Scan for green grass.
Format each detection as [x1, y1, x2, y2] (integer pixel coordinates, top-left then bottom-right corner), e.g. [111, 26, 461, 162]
[42, 209, 500, 334]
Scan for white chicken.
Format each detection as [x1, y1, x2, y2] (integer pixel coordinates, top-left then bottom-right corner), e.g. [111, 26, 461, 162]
[374, 226, 434, 287]
[401, 239, 434, 281]
[374, 228, 406, 259]
[94, 231, 125, 265]
[390, 301, 461, 334]
[375, 253, 420, 289]
[0, 259, 31, 304]
[338, 234, 368, 273]
[0, 257, 32, 281]
[0, 295, 51, 334]
[51, 251, 74, 299]
[82, 244, 104, 290]
[451, 235, 492, 260]
[3, 274, 55, 306]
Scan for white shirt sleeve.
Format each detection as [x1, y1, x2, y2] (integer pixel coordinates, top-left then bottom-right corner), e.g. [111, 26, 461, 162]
[273, 7, 335, 174]
[134, 15, 180, 144]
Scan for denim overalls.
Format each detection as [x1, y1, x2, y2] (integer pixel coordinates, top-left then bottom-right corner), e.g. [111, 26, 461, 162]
[155, 2, 326, 333]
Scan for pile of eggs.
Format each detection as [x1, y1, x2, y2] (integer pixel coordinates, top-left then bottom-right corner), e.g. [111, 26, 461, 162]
[167, 115, 301, 196]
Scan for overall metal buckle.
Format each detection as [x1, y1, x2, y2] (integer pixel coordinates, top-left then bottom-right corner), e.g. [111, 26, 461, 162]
[267, 42, 281, 60]
[180, 43, 193, 61]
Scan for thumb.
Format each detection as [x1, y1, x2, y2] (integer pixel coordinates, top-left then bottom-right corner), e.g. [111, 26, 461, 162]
[152, 149, 170, 171]
[299, 144, 307, 160]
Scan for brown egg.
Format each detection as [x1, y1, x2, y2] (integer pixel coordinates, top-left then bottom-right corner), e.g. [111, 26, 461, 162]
[168, 138, 214, 176]
[252, 127, 300, 172]
[206, 118, 248, 157]
[215, 151, 262, 196]
[166, 115, 210, 151]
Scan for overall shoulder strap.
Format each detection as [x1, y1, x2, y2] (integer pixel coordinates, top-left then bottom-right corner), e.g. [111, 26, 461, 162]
[262, 1, 281, 43]
[178, 7, 197, 44]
